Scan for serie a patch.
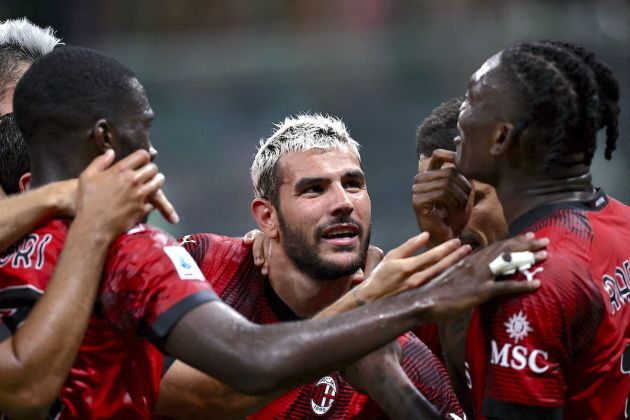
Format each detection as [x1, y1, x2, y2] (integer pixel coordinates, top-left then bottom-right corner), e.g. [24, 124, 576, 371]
[163, 246, 205, 281]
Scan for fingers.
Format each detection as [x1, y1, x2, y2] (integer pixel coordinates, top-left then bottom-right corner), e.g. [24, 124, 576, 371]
[427, 149, 456, 171]
[242, 229, 260, 243]
[364, 245, 384, 276]
[252, 232, 267, 267]
[112, 149, 152, 171]
[408, 244, 473, 288]
[82, 149, 115, 176]
[150, 189, 179, 224]
[133, 163, 159, 185]
[404, 238, 462, 270]
[385, 232, 429, 260]
[487, 278, 541, 298]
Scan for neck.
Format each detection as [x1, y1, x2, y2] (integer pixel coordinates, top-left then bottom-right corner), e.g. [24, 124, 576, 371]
[267, 241, 354, 318]
[29, 156, 85, 189]
[495, 164, 596, 226]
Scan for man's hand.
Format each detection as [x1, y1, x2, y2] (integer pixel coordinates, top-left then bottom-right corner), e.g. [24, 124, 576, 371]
[75, 149, 178, 242]
[354, 232, 473, 302]
[421, 233, 549, 321]
[413, 150, 472, 248]
[243, 229, 270, 276]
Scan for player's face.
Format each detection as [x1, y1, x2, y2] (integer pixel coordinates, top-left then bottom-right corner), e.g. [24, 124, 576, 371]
[455, 54, 504, 184]
[275, 149, 371, 281]
[113, 78, 157, 161]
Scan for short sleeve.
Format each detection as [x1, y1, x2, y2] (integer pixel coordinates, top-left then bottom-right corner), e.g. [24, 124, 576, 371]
[481, 253, 601, 419]
[99, 226, 219, 348]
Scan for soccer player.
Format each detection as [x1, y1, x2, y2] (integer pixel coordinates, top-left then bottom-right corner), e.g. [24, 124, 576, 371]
[158, 114, 470, 419]
[5, 45, 545, 418]
[0, 148, 175, 418]
[0, 17, 63, 198]
[455, 40, 629, 419]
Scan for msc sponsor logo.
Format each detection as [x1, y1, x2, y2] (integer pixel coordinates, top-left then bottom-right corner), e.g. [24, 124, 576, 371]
[490, 311, 549, 374]
[310, 376, 337, 415]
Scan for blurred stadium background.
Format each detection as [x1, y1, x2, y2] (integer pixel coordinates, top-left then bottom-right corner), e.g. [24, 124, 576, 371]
[2, 0, 628, 250]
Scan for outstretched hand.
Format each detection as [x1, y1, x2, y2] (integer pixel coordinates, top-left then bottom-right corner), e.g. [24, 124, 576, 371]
[420, 232, 549, 321]
[355, 232, 473, 302]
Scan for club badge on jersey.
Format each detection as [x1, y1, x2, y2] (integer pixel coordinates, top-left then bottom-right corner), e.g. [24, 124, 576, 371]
[310, 376, 337, 415]
[163, 246, 204, 281]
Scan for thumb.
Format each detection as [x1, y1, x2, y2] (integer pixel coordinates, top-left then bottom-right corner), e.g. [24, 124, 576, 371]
[83, 149, 115, 175]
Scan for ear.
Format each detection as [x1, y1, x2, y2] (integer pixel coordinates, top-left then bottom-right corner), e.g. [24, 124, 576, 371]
[251, 198, 280, 239]
[489, 122, 515, 156]
[91, 119, 114, 153]
[19, 172, 31, 192]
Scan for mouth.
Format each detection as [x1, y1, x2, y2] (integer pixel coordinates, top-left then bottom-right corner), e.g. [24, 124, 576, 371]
[320, 223, 360, 247]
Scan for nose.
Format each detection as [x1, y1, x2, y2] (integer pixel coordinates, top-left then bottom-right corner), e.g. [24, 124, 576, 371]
[329, 183, 354, 216]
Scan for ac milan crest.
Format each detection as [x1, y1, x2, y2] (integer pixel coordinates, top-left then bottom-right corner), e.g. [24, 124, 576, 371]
[310, 376, 337, 415]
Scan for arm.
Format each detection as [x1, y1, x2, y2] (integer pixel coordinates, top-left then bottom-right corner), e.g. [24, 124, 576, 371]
[164, 233, 548, 395]
[0, 150, 177, 419]
[341, 341, 442, 420]
[0, 179, 76, 253]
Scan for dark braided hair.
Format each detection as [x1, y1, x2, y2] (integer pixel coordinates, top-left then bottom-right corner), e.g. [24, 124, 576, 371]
[498, 41, 620, 167]
[542, 40, 620, 160]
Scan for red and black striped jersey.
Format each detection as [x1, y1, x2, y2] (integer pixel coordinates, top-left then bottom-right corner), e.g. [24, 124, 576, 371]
[0, 220, 217, 419]
[466, 191, 630, 419]
[181, 232, 463, 419]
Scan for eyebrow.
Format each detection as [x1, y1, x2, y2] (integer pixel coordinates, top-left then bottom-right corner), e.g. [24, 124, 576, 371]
[293, 170, 365, 192]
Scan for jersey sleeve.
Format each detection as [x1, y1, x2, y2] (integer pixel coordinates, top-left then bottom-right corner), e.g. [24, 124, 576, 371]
[480, 252, 603, 419]
[99, 226, 219, 349]
[398, 332, 463, 417]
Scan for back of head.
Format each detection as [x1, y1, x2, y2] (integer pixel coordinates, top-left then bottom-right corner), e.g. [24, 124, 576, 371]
[0, 113, 29, 194]
[498, 40, 620, 167]
[416, 97, 463, 160]
[251, 113, 361, 205]
[13, 46, 136, 148]
[0, 18, 62, 99]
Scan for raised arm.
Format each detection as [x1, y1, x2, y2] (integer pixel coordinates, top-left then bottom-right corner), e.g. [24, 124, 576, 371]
[0, 150, 177, 419]
[165, 233, 548, 396]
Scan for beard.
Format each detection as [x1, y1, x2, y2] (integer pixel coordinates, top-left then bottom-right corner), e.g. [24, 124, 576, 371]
[277, 211, 370, 282]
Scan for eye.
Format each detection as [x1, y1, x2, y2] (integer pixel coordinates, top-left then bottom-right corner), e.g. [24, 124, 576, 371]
[344, 179, 364, 191]
[302, 185, 323, 195]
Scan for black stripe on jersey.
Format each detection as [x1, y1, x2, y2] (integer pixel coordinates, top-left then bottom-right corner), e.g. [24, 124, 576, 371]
[0, 286, 43, 340]
[147, 290, 220, 350]
[483, 397, 563, 420]
[509, 189, 607, 236]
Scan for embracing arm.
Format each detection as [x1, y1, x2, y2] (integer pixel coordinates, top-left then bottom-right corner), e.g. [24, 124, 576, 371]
[0, 180, 76, 253]
[0, 150, 177, 419]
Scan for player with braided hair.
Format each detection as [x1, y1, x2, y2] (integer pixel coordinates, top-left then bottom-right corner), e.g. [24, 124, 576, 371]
[456, 40, 629, 419]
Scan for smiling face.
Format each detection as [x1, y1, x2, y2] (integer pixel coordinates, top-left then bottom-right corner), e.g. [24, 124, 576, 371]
[274, 148, 371, 281]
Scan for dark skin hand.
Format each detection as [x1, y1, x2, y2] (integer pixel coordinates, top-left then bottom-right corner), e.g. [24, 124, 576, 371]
[413, 149, 473, 249]
[164, 233, 548, 396]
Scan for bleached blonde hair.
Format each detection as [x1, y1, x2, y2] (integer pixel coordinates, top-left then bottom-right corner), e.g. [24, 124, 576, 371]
[0, 18, 63, 94]
[251, 113, 361, 203]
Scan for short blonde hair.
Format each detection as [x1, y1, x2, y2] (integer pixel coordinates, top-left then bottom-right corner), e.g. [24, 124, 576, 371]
[251, 113, 361, 203]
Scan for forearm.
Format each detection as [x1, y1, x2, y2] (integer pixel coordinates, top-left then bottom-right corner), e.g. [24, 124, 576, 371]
[0, 217, 111, 417]
[166, 288, 436, 395]
[362, 362, 441, 420]
[0, 183, 70, 252]
[157, 361, 280, 420]
[438, 311, 474, 416]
